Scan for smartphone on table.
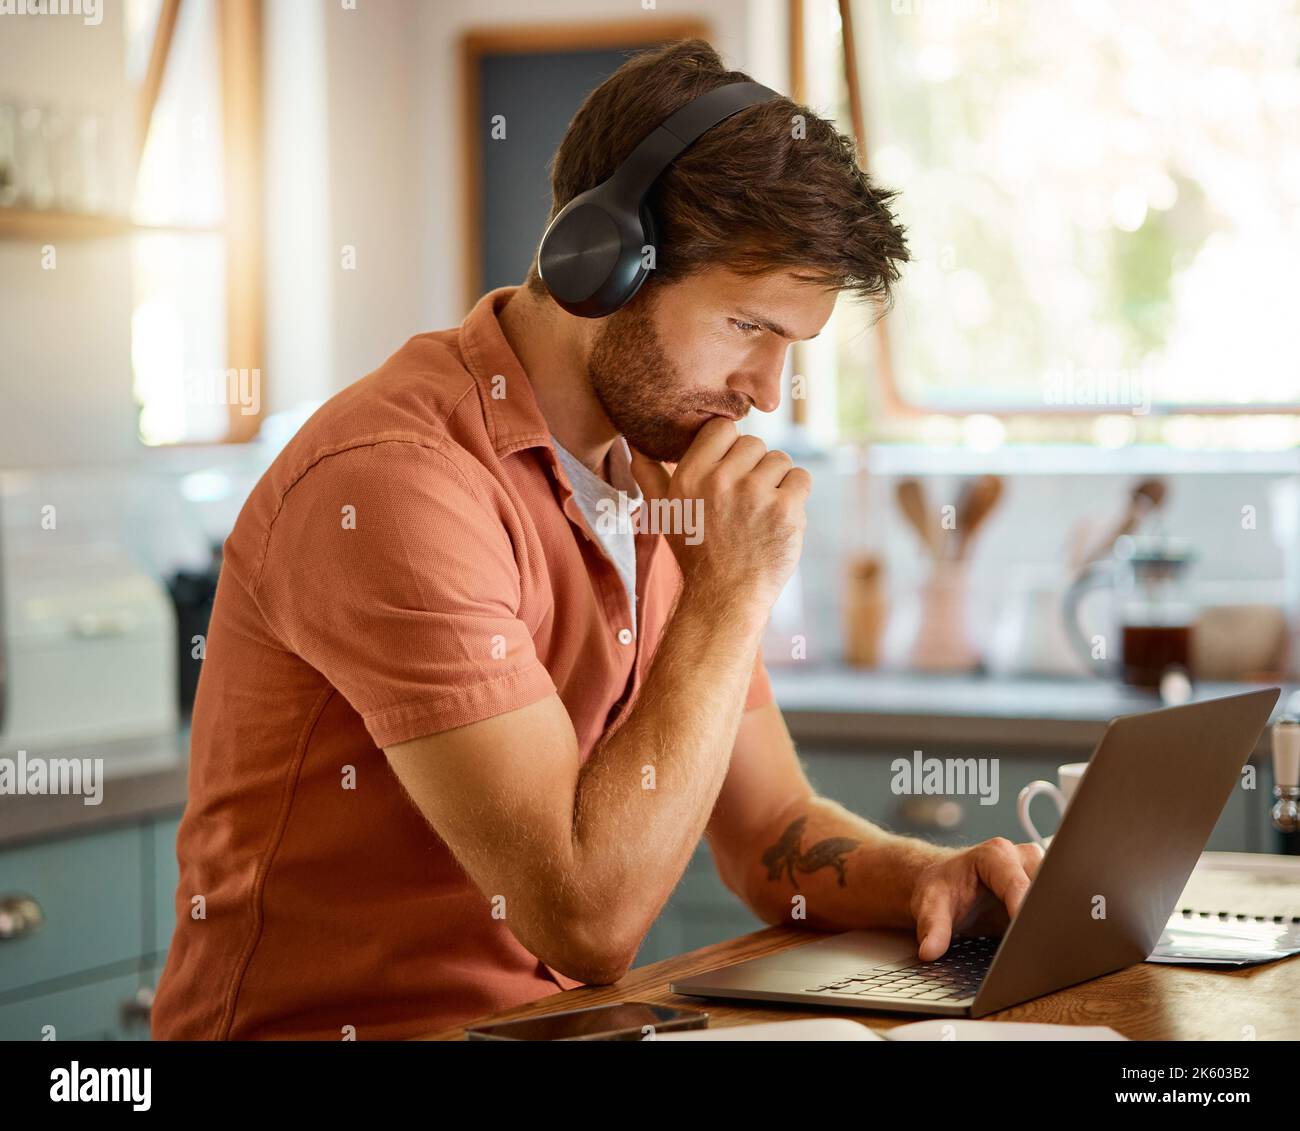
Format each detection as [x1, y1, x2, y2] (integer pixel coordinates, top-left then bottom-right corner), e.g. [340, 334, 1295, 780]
[465, 1001, 708, 1041]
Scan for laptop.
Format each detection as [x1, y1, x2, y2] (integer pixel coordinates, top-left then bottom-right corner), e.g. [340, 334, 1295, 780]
[671, 688, 1280, 1018]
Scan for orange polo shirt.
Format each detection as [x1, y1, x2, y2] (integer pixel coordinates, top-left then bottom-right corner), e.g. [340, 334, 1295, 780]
[151, 287, 773, 1041]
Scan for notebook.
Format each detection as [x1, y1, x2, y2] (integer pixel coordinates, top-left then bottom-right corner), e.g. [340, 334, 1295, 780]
[1149, 851, 1300, 966]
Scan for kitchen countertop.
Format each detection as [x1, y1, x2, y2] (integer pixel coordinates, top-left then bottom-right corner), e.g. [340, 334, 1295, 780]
[0, 729, 190, 849]
[769, 666, 1298, 754]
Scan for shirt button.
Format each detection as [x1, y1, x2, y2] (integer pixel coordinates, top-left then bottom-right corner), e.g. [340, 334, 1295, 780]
[617, 628, 633, 646]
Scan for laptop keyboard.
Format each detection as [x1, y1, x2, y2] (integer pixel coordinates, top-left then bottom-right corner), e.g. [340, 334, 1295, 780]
[804, 934, 999, 1003]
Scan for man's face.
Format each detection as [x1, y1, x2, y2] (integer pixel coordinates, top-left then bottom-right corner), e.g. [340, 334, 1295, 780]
[585, 267, 838, 461]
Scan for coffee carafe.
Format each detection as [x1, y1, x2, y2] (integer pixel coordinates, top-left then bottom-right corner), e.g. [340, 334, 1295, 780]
[1063, 534, 1197, 690]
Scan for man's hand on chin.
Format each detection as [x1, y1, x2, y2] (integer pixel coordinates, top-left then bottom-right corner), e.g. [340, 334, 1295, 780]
[909, 837, 1046, 962]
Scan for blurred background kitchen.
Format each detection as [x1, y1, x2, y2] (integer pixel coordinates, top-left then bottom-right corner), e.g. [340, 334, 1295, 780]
[2, 0, 1299, 1038]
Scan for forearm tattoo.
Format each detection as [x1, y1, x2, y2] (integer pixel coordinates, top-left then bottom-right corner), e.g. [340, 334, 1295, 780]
[761, 815, 861, 889]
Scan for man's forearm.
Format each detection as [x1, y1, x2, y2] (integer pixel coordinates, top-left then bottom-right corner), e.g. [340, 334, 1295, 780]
[569, 582, 765, 943]
[739, 795, 957, 931]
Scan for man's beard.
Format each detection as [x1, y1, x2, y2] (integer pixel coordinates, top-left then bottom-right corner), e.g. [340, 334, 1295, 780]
[586, 291, 751, 462]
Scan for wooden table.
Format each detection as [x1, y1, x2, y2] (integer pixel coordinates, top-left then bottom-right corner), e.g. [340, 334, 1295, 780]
[421, 867, 1300, 1041]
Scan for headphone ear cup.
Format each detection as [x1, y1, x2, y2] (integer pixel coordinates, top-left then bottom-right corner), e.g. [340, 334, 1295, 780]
[537, 189, 655, 317]
[599, 204, 656, 315]
[538, 189, 626, 316]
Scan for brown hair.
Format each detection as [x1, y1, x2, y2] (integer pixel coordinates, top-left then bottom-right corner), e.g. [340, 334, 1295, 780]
[525, 38, 909, 305]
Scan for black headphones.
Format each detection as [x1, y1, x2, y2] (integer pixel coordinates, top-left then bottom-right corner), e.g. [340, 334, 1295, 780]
[537, 80, 780, 318]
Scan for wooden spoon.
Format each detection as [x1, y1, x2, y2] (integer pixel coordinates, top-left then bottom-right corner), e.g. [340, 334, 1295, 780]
[897, 479, 939, 560]
[953, 475, 1004, 560]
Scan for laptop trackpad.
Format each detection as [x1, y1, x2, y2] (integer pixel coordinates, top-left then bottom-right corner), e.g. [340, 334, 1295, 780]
[762, 929, 919, 973]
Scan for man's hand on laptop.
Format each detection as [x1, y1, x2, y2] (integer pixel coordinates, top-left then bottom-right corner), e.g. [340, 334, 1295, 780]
[909, 838, 1045, 962]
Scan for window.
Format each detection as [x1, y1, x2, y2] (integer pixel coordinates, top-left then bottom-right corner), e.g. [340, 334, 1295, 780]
[803, 0, 1300, 444]
[127, 0, 262, 446]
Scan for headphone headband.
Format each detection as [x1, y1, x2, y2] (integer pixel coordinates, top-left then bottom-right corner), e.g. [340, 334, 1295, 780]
[607, 81, 780, 201]
[538, 80, 782, 318]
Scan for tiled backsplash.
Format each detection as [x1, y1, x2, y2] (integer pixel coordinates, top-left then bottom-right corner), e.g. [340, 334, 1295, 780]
[763, 451, 1300, 677]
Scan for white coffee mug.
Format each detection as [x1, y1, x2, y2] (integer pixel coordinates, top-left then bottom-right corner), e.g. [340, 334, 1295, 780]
[1017, 762, 1088, 848]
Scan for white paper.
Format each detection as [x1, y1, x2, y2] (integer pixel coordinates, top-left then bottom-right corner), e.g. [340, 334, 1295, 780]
[654, 1018, 882, 1041]
[884, 1019, 1127, 1042]
[652, 1017, 1125, 1041]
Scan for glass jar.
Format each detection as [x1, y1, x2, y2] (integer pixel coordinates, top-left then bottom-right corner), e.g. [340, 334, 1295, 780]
[1113, 535, 1196, 689]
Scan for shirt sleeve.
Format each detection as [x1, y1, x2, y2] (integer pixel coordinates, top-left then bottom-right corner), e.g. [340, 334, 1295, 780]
[252, 441, 556, 748]
[743, 649, 775, 712]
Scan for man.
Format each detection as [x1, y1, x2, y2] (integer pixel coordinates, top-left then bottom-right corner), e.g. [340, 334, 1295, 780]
[153, 39, 1041, 1041]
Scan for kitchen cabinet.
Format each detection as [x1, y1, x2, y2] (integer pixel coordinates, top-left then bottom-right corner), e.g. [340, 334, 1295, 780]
[148, 816, 182, 957]
[0, 825, 144, 996]
[0, 972, 150, 1042]
[0, 813, 183, 1041]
